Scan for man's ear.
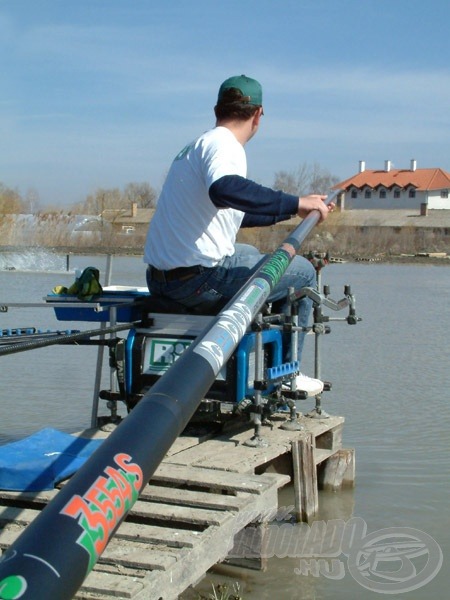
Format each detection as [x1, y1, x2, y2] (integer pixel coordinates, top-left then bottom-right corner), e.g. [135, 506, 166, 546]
[253, 107, 263, 126]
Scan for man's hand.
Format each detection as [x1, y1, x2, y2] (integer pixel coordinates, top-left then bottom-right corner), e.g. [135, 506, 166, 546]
[297, 194, 335, 222]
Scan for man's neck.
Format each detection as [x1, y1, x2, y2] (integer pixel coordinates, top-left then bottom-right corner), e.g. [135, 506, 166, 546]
[216, 119, 254, 146]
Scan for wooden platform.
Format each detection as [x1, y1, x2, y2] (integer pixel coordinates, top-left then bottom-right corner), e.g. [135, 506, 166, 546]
[0, 413, 354, 600]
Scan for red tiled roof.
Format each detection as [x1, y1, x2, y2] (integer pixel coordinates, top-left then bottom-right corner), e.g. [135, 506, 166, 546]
[334, 168, 450, 191]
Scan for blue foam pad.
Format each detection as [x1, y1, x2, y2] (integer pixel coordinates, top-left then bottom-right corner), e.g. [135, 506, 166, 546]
[0, 428, 104, 491]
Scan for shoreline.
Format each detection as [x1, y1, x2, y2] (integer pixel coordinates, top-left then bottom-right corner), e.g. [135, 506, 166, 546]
[1, 245, 450, 267]
[333, 252, 450, 266]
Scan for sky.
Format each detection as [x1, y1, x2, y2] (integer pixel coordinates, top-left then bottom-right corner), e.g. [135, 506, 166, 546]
[1, 0, 449, 208]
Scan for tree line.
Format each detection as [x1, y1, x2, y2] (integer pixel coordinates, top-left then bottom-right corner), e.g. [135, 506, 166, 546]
[0, 163, 339, 216]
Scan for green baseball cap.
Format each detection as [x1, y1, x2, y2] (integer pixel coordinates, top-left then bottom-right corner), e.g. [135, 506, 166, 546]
[217, 74, 263, 106]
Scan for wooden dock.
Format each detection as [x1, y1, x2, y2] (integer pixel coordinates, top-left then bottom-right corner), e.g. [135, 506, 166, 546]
[0, 413, 354, 599]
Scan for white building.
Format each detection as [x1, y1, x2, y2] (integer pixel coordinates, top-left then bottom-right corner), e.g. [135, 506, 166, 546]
[334, 160, 450, 211]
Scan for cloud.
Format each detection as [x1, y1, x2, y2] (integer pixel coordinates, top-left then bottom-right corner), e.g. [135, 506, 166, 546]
[254, 63, 450, 149]
[262, 64, 450, 107]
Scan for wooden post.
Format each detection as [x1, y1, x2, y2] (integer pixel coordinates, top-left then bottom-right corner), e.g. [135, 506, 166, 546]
[315, 423, 343, 452]
[319, 448, 355, 491]
[292, 434, 318, 522]
[225, 522, 268, 571]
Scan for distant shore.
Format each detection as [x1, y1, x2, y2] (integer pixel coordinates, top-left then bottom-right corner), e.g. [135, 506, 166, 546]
[333, 252, 450, 266]
[1, 245, 450, 267]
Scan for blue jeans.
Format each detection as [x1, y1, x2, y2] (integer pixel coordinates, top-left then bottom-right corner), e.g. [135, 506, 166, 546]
[146, 244, 316, 364]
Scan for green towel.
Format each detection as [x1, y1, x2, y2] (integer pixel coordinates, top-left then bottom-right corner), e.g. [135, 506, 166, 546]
[53, 267, 103, 301]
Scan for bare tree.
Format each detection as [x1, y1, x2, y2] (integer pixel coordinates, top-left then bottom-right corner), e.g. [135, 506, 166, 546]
[81, 188, 123, 215]
[0, 183, 26, 214]
[72, 182, 158, 215]
[273, 170, 301, 196]
[273, 162, 340, 196]
[26, 187, 40, 214]
[123, 182, 157, 208]
[309, 163, 340, 194]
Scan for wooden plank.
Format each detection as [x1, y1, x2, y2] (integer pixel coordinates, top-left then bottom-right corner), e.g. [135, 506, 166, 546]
[291, 435, 318, 523]
[165, 434, 210, 457]
[76, 427, 211, 457]
[152, 463, 286, 494]
[114, 522, 200, 549]
[0, 523, 26, 547]
[0, 480, 250, 513]
[100, 537, 180, 571]
[0, 509, 200, 555]
[139, 484, 251, 511]
[164, 438, 249, 465]
[0, 489, 57, 503]
[75, 569, 145, 599]
[129, 499, 230, 526]
[0, 506, 42, 526]
[167, 438, 293, 474]
[0, 496, 228, 529]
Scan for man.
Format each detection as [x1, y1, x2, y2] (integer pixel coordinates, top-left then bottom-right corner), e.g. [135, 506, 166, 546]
[144, 75, 334, 395]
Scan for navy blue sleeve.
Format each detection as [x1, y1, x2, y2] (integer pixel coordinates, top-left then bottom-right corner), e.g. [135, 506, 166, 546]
[209, 174, 299, 216]
[241, 213, 293, 227]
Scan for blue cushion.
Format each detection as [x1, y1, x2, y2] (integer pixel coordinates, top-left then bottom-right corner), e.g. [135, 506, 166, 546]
[0, 428, 104, 491]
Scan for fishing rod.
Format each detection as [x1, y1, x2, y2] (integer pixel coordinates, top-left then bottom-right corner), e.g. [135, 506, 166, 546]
[0, 191, 338, 600]
[0, 323, 134, 356]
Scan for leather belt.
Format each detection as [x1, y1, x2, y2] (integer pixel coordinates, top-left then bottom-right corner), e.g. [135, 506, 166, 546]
[148, 264, 206, 283]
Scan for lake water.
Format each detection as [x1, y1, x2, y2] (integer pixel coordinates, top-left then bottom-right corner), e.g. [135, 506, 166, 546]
[1, 251, 449, 599]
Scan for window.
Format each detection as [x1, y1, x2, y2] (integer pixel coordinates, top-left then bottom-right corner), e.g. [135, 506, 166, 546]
[379, 189, 387, 199]
[394, 189, 401, 198]
[441, 190, 449, 198]
[409, 189, 416, 198]
[351, 189, 358, 199]
[364, 189, 372, 199]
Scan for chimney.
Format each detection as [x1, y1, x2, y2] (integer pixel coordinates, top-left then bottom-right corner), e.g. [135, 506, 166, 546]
[359, 160, 366, 173]
[131, 202, 137, 217]
[385, 160, 391, 172]
[410, 159, 417, 172]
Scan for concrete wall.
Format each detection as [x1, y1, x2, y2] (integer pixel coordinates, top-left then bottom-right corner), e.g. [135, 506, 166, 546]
[342, 189, 428, 210]
[428, 190, 450, 210]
